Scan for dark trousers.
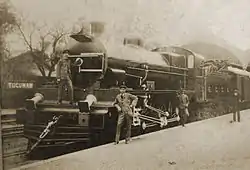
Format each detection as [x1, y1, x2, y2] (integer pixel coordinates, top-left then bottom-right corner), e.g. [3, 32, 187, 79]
[233, 107, 240, 122]
[58, 77, 74, 103]
[115, 113, 132, 143]
[179, 108, 187, 126]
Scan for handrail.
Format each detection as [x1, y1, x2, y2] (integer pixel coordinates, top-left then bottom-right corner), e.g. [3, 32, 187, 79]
[127, 66, 188, 77]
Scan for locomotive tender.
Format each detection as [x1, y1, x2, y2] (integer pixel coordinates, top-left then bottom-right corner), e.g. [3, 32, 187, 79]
[16, 29, 250, 158]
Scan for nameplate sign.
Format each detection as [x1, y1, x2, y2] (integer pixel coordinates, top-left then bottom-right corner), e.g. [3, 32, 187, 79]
[7, 82, 34, 89]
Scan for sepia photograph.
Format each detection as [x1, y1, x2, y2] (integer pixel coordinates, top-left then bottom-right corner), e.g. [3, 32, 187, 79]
[1, 0, 250, 169]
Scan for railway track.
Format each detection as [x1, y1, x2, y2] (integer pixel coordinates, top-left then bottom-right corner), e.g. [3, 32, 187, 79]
[1, 110, 38, 170]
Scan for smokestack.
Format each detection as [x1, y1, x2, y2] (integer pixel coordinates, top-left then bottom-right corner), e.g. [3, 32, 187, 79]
[90, 21, 105, 37]
[82, 22, 92, 35]
[70, 22, 93, 43]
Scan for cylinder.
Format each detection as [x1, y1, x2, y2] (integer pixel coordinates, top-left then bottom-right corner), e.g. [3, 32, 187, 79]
[25, 93, 44, 110]
[31, 93, 44, 104]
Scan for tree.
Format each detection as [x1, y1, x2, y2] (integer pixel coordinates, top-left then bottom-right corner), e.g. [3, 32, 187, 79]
[0, 1, 17, 59]
[15, 18, 70, 78]
[0, 1, 18, 109]
[0, 1, 17, 83]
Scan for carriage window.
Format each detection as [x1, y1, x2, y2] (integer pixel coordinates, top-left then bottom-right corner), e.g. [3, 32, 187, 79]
[172, 56, 185, 68]
[188, 55, 194, 68]
[215, 86, 218, 93]
[221, 86, 224, 93]
[208, 85, 212, 93]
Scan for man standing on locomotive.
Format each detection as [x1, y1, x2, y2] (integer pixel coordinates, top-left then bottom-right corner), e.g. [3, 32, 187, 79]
[114, 84, 138, 144]
[56, 50, 74, 105]
[178, 89, 189, 127]
[232, 88, 241, 122]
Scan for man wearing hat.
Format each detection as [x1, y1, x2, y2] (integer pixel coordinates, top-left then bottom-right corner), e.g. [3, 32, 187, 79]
[56, 50, 74, 105]
[114, 84, 138, 144]
[178, 88, 189, 127]
[232, 88, 241, 122]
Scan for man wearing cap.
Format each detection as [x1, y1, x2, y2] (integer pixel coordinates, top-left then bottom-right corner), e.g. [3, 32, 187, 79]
[56, 50, 74, 105]
[114, 85, 138, 144]
[178, 89, 189, 127]
[232, 88, 241, 122]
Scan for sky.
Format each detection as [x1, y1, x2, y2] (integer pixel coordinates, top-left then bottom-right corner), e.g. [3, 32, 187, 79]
[6, 0, 250, 62]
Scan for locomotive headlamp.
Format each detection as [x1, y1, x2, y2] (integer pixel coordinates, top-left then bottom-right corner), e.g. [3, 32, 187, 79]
[74, 58, 84, 66]
[142, 64, 148, 69]
[78, 94, 97, 112]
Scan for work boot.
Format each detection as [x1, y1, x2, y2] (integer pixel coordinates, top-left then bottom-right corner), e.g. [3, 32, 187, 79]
[125, 139, 131, 144]
[114, 141, 119, 145]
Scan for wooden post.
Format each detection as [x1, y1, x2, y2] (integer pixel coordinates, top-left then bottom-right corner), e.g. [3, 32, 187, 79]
[204, 72, 207, 101]
[0, 109, 3, 170]
[184, 70, 187, 89]
[202, 68, 207, 101]
[183, 55, 187, 89]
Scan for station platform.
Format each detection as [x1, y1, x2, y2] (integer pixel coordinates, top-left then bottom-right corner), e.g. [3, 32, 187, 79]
[11, 109, 250, 170]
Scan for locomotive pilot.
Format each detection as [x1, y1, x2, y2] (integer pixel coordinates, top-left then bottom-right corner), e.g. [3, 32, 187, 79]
[232, 88, 241, 122]
[114, 84, 138, 144]
[178, 89, 189, 127]
[56, 50, 74, 105]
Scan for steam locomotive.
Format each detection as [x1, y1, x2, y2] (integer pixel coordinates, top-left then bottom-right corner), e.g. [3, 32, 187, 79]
[15, 29, 250, 158]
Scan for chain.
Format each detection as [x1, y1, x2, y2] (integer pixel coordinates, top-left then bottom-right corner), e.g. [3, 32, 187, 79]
[26, 115, 62, 155]
[39, 115, 62, 139]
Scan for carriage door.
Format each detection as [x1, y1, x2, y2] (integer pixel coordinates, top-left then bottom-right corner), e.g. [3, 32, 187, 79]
[241, 77, 245, 100]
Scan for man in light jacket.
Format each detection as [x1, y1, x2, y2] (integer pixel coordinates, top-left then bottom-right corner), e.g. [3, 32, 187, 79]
[114, 85, 138, 144]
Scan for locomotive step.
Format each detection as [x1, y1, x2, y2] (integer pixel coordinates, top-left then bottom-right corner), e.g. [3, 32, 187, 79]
[24, 129, 89, 136]
[91, 101, 114, 108]
[37, 107, 79, 113]
[37, 100, 78, 109]
[37, 107, 109, 115]
[25, 135, 89, 142]
[24, 124, 89, 132]
[24, 129, 89, 138]
[37, 100, 113, 106]
[29, 142, 78, 149]
[36, 100, 113, 112]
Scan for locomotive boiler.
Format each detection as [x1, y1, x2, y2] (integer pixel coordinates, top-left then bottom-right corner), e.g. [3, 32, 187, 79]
[16, 30, 198, 158]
